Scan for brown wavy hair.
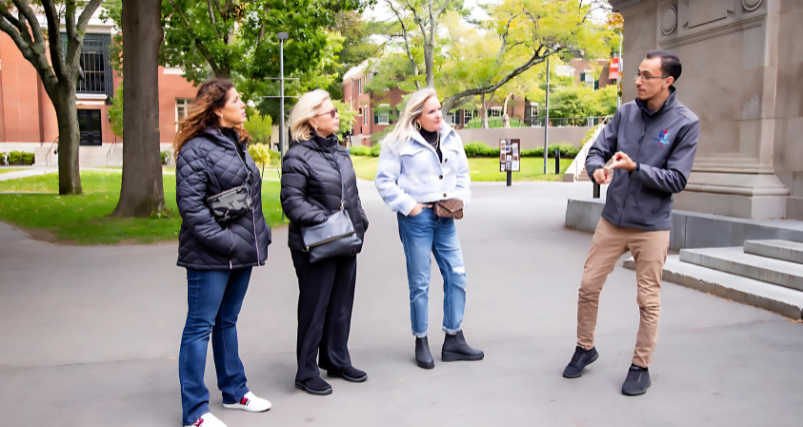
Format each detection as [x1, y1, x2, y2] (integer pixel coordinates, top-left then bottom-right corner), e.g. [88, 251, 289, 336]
[173, 78, 251, 155]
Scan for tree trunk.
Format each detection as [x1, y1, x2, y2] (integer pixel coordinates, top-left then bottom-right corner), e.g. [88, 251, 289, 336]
[480, 94, 489, 129]
[53, 85, 82, 195]
[111, 0, 165, 217]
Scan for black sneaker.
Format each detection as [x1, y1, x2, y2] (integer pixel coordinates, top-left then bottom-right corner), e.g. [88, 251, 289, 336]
[295, 376, 333, 396]
[562, 346, 599, 378]
[327, 366, 368, 383]
[622, 364, 651, 396]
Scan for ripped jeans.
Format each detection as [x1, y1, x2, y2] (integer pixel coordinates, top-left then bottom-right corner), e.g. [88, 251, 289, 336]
[397, 208, 467, 338]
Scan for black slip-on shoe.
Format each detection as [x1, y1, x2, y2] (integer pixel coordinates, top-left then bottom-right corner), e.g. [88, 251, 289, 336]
[327, 366, 368, 383]
[294, 376, 333, 396]
[563, 346, 599, 378]
[622, 364, 651, 396]
[442, 331, 484, 362]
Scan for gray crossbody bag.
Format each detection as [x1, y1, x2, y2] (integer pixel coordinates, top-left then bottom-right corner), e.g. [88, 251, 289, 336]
[300, 152, 362, 263]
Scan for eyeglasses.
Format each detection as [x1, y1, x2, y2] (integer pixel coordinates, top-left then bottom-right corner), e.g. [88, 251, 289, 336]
[634, 72, 669, 81]
[316, 108, 338, 118]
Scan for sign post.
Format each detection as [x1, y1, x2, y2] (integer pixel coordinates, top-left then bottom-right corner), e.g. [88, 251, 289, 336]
[500, 139, 520, 187]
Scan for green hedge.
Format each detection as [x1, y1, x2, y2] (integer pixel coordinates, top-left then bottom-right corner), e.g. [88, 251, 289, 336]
[465, 142, 578, 158]
[348, 141, 579, 159]
[2, 151, 34, 165]
[349, 144, 382, 157]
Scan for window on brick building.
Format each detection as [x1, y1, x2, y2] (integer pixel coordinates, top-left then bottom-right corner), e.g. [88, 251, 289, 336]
[464, 109, 476, 125]
[446, 111, 457, 125]
[489, 107, 502, 117]
[62, 33, 113, 100]
[176, 99, 193, 129]
[378, 104, 390, 125]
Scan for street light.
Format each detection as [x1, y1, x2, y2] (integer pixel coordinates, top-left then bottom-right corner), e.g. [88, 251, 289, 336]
[277, 32, 289, 162]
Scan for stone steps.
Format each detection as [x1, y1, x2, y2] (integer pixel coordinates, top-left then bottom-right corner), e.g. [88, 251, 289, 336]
[679, 247, 803, 292]
[744, 239, 803, 264]
[624, 256, 803, 320]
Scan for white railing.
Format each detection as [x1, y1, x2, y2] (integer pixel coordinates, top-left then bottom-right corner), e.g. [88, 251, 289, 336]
[563, 116, 612, 182]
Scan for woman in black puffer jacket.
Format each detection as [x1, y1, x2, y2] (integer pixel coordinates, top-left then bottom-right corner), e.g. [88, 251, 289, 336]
[281, 89, 369, 396]
[174, 79, 272, 427]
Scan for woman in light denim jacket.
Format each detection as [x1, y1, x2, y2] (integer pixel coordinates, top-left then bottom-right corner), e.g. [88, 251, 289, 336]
[375, 88, 484, 370]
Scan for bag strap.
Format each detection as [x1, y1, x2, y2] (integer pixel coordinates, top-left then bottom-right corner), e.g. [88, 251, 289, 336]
[319, 150, 346, 212]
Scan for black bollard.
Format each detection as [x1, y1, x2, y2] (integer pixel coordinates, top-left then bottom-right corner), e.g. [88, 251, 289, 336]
[507, 170, 512, 187]
[554, 149, 560, 175]
[593, 182, 601, 199]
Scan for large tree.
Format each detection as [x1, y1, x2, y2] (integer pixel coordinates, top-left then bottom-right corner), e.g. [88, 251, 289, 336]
[369, 0, 612, 118]
[0, 0, 104, 195]
[161, 0, 368, 101]
[110, 0, 165, 217]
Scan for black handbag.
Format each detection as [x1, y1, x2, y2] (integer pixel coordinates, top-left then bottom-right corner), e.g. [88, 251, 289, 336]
[300, 152, 363, 263]
[207, 171, 253, 223]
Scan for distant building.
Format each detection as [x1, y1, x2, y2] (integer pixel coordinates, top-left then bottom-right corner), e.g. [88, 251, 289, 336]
[0, 9, 198, 166]
[341, 57, 616, 146]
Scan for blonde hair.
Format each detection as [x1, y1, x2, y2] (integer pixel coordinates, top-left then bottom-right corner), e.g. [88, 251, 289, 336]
[381, 88, 438, 152]
[288, 89, 331, 143]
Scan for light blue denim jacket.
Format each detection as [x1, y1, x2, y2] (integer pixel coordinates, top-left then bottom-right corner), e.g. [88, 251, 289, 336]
[375, 123, 471, 215]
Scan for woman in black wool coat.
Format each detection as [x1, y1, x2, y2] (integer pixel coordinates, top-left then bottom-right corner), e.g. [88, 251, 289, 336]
[174, 79, 272, 427]
[281, 89, 369, 396]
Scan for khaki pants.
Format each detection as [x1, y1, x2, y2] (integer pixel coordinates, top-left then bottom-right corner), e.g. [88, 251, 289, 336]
[577, 218, 670, 368]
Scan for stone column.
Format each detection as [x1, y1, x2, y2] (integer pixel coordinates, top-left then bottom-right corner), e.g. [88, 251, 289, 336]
[611, 0, 800, 220]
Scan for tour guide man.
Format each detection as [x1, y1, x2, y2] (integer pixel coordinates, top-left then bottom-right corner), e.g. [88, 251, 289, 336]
[562, 50, 699, 396]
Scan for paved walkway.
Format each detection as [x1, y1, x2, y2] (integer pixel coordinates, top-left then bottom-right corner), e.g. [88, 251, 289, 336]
[0, 181, 801, 426]
[0, 167, 54, 181]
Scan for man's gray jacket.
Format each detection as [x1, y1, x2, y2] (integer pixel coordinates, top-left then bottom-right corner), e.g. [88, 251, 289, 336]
[586, 88, 699, 231]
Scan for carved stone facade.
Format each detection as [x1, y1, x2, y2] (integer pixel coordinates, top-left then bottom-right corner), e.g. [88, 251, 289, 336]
[610, 0, 803, 219]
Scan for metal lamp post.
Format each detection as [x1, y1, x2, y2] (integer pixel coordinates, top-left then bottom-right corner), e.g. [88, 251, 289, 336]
[277, 32, 289, 160]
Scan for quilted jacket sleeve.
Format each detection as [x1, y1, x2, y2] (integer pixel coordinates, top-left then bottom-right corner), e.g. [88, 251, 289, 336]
[175, 144, 236, 257]
[280, 148, 329, 226]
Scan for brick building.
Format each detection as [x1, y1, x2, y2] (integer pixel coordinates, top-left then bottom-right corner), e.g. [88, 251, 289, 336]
[0, 11, 198, 166]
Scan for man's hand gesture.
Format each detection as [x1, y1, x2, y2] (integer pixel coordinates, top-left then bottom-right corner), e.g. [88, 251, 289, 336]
[609, 151, 637, 172]
[592, 167, 612, 185]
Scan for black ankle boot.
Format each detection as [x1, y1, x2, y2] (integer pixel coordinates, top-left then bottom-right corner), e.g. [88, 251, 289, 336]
[415, 337, 435, 369]
[442, 331, 484, 362]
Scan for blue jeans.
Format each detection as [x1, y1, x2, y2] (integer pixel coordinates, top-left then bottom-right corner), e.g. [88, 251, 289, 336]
[179, 268, 252, 425]
[397, 208, 467, 337]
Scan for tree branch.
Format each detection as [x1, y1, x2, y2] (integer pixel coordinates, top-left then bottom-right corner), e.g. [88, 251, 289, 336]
[11, 0, 45, 47]
[386, 0, 419, 86]
[40, 0, 64, 80]
[497, 14, 515, 64]
[167, 0, 223, 75]
[444, 48, 558, 108]
[206, 0, 222, 38]
[76, 0, 103, 31]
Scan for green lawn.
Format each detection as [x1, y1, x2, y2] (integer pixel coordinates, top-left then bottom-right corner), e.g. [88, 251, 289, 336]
[0, 171, 287, 245]
[350, 156, 574, 182]
[0, 168, 26, 175]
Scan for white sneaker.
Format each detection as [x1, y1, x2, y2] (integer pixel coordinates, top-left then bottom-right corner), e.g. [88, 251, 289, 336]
[222, 391, 272, 412]
[184, 412, 227, 427]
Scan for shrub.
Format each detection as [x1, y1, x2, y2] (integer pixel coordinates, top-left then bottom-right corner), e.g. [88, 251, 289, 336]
[160, 151, 170, 165]
[520, 143, 579, 158]
[369, 143, 382, 157]
[22, 152, 34, 165]
[463, 142, 500, 157]
[7, 151, 21, 164]
[349, 145, 372, 156]
[246, 145, 281, 170]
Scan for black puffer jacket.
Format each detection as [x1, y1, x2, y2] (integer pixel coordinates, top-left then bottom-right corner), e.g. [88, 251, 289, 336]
[176, 127, 271, 270]
[281, 133, 368, 254]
